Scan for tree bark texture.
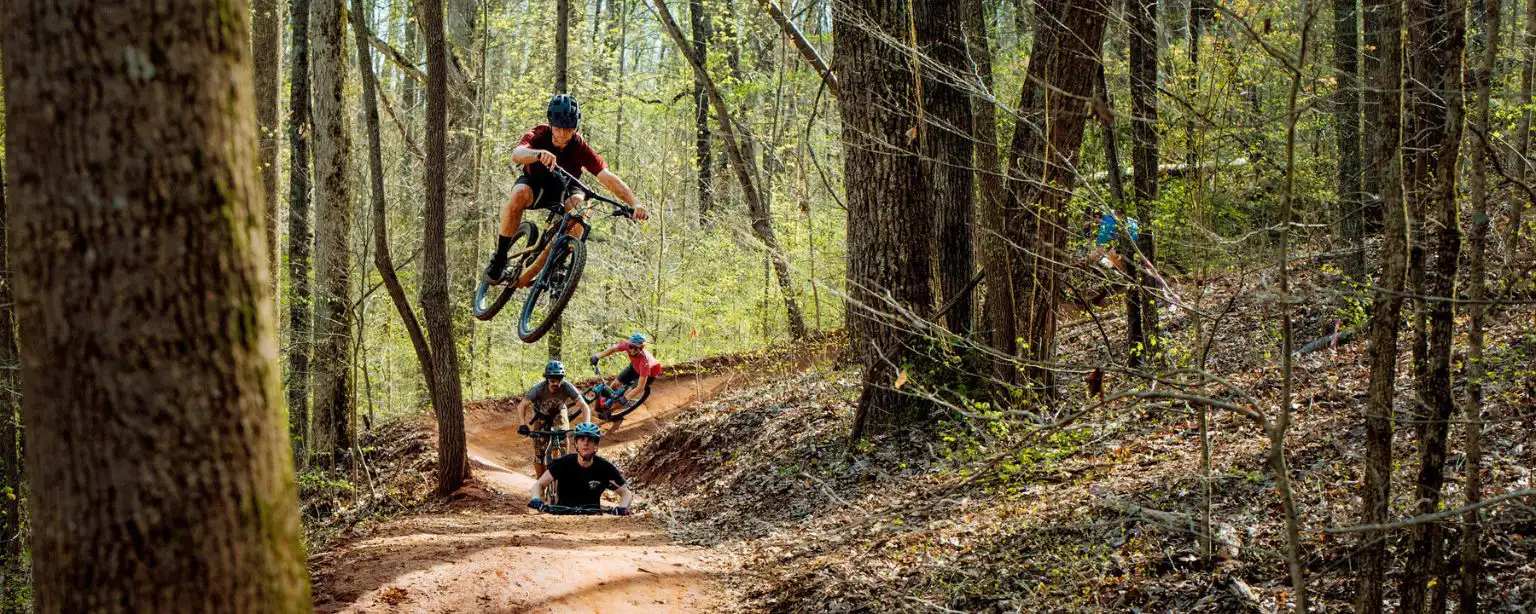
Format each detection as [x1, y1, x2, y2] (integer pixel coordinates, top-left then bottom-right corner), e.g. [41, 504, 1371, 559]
[918, 0, 976, 335]
[0, 0, 312, 608]
[651, 0, 808, 339]
[424, 0, 471, 496]
[1400, 0, 1465, 608]
[1354, 0, 1405, 609]
[557, 0, 572, 93]
[758, 0, 839, 98]
[965, 0, 1006, 338]
[834, 0, 937, 439]
[309, 0, 355, 467]
[1002, 0, 1111, 394]
[692, 0, 715, 222]
[254, 0, 282, 282]
[287, 0, 314, 464]
[1461, 0, 1500, 609]
[1334, 0, 1364, 279]
[1128, 0, 1160, 365]
[351, 0, 438, 406]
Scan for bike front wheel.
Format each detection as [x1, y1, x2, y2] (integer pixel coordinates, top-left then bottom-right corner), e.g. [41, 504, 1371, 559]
[472, 222, 538, 321]
[517, 236, 587, 342]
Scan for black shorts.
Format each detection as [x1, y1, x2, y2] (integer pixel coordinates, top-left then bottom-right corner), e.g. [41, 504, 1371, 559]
[516, 172, 582, 211]
[617, 366, 657, 390]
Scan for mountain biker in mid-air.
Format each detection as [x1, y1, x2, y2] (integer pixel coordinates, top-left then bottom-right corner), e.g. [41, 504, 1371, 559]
[515, 360, 592, 479]
[590, 333, 663, 413]
[483, 94, 650, 286]
[528, 422, 633, 515]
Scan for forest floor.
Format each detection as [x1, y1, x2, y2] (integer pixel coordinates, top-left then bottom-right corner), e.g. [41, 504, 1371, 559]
[307, 369, 751, 612]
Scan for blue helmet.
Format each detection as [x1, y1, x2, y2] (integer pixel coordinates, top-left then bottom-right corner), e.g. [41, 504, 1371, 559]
[628, 332, 647, 346]
[572, 421, 603, 441]
[544, 360, 567, 379]
[547, 94, 581, 129]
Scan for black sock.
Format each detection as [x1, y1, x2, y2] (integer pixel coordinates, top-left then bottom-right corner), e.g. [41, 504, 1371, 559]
[490, 234, 513, 264]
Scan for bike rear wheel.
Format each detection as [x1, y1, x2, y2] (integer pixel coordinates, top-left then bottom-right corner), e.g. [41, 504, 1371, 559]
[605, 385, 651, 421]
[472, 222, 538, 321]
[517, 236, 586, 342]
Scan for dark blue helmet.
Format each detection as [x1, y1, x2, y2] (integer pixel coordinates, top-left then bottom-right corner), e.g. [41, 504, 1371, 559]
[547, 94, 581, 129]
[544, 360, 567, 379]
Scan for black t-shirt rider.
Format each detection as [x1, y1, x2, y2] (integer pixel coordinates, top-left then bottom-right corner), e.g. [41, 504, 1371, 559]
[547, 453, 625, 507]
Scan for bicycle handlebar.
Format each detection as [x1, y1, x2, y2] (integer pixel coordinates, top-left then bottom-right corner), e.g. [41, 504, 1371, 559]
[552, 166, 634, 217]
[525, 429, 572, 438]
[538, 503, 624, 516]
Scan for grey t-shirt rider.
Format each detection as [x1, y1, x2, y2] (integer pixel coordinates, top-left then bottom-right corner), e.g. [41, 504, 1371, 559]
[517, 380, 592, 478]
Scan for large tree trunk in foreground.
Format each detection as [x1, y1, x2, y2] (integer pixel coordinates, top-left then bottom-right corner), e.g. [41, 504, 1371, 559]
[1400, 0, 1465, 608]
[351, 0, 438, 405]
[651, 0, 808, 339]
[1353, 0, 1405, 610]
[919, 0, 976, 336]
[287, 0, 315, 464]
[834, 0, 936, 439]
[1003, 0, 1111, 397]
[0, 0, 311, 608]
[310, 0, 355, 467]
[254, 0, 282, 282]
[424, 0, 471, 495]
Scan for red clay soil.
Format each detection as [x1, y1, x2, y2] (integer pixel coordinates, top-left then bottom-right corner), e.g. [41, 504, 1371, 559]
[310, 371, 742, 613]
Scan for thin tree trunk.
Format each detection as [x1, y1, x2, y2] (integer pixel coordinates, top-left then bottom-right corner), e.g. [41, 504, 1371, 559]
[1508, 0, 1536, 269]
[1128, 0, 1161, 366]
[834, 0, 936, 440]
[1, 0, 312, 606]
[1004, 0, 1111, 396]
[424, 0, 471, 496]
[1336, 0, 1365, 279]
[287, 0, 314, 465]
[0, 144, 16, 565]
[966, 0, 1007, 340]
[351, 0, 438, 405]
[651, 0, 808, 339]
[920, 0, 976, 335]
[693, 0, 715, 222]
[1400, 0, 1466, 607]
[1461, 0, 1501, 608]
[310, 0, 355, 468]
[1354, 0, 1406, 607]
[1095, 64, 1127, 205]
[557, 0, 571, 93]
[254, 0, 282, 283]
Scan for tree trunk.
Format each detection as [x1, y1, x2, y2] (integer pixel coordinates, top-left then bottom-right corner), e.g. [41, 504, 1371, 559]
[1095, 64, 1127, 205]
[965, 0, 1007, 339]
[1128, 0, 1161, 366]
[651, 0, 808, 339]
[557, 0, 571, 93]
[758, 0, 839, 98]
[834, 0, 936, 439]
[1461, 0, 1501, 609]
[254, 0, 282, 283]
[287, 0, 314, 465]
[1354, 0, 1405, 609]
[1508, 0, 1536, 269]
[1335, 0, 1364, 279]
[919, 0, 976, 335]
[351, 0, 438, 406]
[1003, 0, 1111, 396]
[692, 0, 715, 222]
[0, 0, 312, 607]
[424, 0, 471, 496]
[309, 0, 355, 468]
[1400, 0, 1466, 608]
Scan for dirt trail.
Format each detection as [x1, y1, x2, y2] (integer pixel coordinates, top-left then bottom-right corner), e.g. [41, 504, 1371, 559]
[311, 372, 740, 613]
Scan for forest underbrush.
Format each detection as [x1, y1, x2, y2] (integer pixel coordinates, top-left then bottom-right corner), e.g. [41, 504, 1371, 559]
[623, 258, 1536, 613]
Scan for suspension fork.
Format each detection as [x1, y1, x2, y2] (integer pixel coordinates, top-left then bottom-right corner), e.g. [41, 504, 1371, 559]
[516, 215, 590, 287]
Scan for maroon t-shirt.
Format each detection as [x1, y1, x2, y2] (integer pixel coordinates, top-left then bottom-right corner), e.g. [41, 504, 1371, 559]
[518, 124, 607, 179]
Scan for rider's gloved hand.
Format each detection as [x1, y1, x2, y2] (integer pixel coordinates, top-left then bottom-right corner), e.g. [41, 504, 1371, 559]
[517, 424, 530, 436]
[528, 498, 545, 512]
[589, 355, 600, 366]
[612, 506, 629, 516]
